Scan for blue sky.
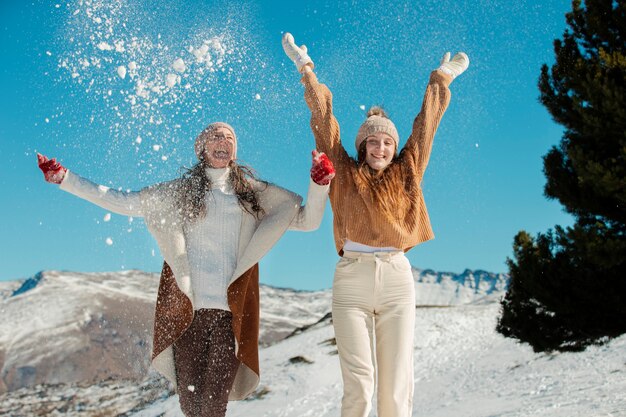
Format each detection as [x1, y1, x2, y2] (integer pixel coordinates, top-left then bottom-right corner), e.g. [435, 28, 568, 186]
[1, 0, 574, 290]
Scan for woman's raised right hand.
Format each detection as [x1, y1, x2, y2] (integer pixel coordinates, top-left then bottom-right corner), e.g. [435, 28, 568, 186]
[310, 150, 335, 185]
[37, 153, 67, 184]
[282, 33, 314, 73]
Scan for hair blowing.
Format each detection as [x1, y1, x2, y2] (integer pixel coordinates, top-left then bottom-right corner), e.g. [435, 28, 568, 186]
[353, 107, 420, 227]
[177, 159, 265, 222]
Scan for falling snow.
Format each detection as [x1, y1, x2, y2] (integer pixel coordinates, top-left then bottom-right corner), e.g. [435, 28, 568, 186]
[53, 0, 257, 180]
[172, 58, 186, 73]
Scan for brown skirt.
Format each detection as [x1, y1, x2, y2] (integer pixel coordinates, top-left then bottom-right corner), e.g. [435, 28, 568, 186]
[173, 309, 240, 417]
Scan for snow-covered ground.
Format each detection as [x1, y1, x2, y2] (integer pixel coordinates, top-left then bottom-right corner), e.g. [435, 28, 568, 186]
[136, 305, 626, 417]
[0, 267, 506, 394]
[1, 269, 624, 416]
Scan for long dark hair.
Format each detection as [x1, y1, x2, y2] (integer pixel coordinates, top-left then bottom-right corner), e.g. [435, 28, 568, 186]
[177, 159, 266, 222]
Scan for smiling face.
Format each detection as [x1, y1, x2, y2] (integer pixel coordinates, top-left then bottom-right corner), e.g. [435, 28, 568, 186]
[363, 132, 396, 170]
[201, 127, 236, 169]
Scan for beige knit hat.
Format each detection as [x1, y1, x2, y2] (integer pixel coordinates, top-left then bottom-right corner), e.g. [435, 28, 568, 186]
[194, 122, 237, 160]
[355, 107, 399, 153]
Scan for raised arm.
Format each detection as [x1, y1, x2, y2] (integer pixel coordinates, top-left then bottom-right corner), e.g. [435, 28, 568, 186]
[37, 153, 143, 217]
[282, 33, 352, 166]
[288, 150, 334, 231]
[402, 52, 469, 177]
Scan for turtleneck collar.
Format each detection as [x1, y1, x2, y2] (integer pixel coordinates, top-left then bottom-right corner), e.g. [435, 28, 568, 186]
[204, 166, 234, 193]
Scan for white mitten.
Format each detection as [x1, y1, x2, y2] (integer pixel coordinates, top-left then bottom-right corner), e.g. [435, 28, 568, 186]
[437, 52, 469, 79]
[282, 32, 314, 72]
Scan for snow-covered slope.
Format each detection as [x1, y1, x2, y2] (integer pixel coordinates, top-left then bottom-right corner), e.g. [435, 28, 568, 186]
[136, 305, 626, 417]
[256, 285, 330, 347]
[0, 269, 624, 416]
[0, 267, 506, 394]
[0, 270, 158, 393]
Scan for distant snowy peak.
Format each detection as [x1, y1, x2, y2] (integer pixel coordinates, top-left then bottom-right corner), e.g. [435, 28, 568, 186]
[412, 268, 509, 306]
[10, 271, 44, 297]
[414, 267, 509, 290]
[259, 267, 510, 326]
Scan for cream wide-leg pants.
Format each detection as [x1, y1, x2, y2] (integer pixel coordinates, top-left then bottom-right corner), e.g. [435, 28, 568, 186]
[332, 251, 416, 417]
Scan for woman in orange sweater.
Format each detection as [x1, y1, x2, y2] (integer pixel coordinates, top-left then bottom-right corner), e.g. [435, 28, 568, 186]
[283, 33, 469, 417]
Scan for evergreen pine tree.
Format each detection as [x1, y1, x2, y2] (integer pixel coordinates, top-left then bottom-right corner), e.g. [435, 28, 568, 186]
[496, 0, 626, 352]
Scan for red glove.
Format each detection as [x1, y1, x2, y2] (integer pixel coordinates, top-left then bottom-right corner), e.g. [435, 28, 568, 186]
[37, 153, 67, 184]
[310, 150, 335, 185]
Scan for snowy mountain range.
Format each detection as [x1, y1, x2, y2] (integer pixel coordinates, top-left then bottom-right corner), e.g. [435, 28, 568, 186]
[1, 268, 624, 416]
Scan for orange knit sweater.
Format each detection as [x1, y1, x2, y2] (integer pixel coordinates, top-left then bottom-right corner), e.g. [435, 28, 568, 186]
[301, 70, 452, 255]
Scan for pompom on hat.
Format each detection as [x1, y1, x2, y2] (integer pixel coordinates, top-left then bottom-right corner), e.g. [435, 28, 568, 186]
[355, 107, 399, 153]
[194, 122, 238, 160]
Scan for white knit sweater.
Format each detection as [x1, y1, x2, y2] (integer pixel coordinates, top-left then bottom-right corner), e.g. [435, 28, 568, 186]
[184, 167, 241, 311]
[59, 167, 330, 312]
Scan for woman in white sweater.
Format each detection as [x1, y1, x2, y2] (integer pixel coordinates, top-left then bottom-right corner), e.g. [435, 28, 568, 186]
[37, 122, 335, 417]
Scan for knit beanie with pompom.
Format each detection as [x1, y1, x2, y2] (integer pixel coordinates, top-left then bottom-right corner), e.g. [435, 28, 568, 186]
[354, 107, 399, 153]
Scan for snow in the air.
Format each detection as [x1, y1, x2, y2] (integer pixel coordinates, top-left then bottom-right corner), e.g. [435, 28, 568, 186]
[172, 58, 186, 73]
[116, 66, 127, 79]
